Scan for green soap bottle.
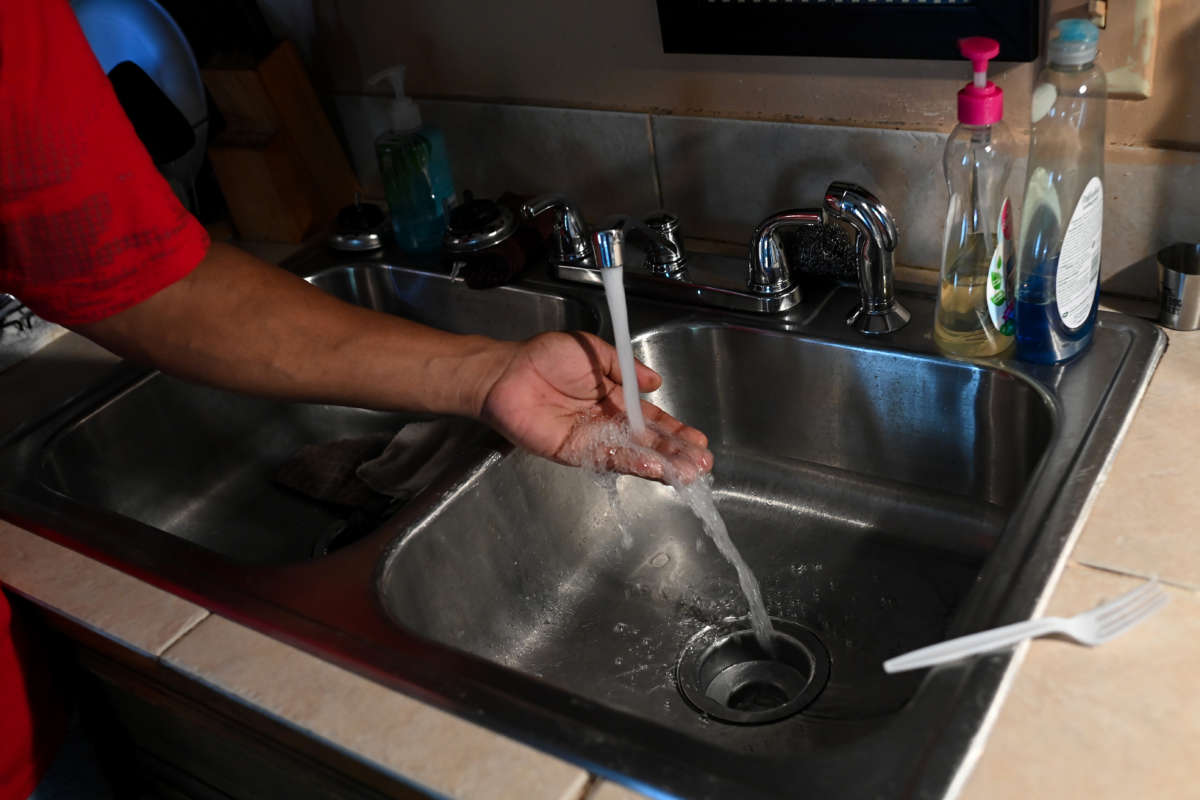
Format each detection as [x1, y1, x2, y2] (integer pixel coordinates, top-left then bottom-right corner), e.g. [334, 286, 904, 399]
[369, 66, 456, 254]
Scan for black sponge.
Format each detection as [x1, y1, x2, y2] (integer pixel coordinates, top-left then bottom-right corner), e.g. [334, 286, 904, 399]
[783, 222, 858, 282]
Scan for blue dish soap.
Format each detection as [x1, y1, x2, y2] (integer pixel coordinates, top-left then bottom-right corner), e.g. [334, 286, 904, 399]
[1014, 20, 1106, 363]
[369, 66, 455, 254]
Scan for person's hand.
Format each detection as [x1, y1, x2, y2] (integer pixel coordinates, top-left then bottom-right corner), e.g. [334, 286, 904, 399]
[480, 331, 713, 483]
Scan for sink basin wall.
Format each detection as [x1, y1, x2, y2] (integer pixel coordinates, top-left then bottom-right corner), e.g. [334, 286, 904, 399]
[636, 324, 1053, 508]
[40, 375, 407, 564]
[307, 263, 599, 340]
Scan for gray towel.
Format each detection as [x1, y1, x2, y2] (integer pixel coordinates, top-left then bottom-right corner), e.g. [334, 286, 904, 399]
[357, 418, 479, 497]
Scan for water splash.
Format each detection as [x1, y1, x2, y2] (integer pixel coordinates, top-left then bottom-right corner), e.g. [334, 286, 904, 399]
[672, 474, 777, 657]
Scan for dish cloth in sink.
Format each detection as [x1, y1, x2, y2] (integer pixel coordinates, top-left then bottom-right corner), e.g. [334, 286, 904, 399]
[356, 418, 480, 497]
[274, 432, 392, 507]
[274, 418, 480, 507]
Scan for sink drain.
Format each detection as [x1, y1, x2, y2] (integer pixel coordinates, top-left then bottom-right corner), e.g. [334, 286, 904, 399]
[676, 618, 829, 725]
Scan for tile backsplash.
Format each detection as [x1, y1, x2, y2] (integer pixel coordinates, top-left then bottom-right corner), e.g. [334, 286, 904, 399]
[334, 96, 1200, 301]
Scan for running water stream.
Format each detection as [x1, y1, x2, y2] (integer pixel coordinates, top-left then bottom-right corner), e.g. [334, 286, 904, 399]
[598, 267, 776, 656]
[600, 267, 646, 435]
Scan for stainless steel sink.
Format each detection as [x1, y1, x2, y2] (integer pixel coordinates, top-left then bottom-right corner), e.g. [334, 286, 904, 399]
[29, 262, 601, 565]
[305, 261, 599, 337]
[382, 323, 1048, 734]
[0, 244, 1165, 800]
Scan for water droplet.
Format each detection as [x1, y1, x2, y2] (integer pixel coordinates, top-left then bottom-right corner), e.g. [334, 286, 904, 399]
[650, 552, 670, 568]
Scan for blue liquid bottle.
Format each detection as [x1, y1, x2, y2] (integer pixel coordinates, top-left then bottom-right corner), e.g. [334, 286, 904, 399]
[1014, 20, 1106, 363]
[369, 66, 455, 254]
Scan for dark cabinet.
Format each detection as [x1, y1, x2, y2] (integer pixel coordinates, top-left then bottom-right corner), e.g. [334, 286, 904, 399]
[656, 0, 1040, 62]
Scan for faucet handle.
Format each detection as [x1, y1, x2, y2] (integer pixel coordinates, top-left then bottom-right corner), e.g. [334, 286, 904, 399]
[639, 212, 687, 275]
[822, 182, 909, 335]
[748, 209, 823, 295]
[522, 194, 590, 265]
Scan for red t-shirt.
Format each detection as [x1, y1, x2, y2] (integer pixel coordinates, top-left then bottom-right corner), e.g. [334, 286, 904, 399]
[0, 1, 209, 796]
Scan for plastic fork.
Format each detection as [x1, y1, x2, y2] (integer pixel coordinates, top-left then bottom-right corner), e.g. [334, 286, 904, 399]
[883, 579, 1167, 674]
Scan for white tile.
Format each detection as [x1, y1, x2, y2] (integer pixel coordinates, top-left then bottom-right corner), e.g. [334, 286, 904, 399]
[0, 521, 208, 658]
[162, 614, 590, 800]
[962, 564, 1198, 800]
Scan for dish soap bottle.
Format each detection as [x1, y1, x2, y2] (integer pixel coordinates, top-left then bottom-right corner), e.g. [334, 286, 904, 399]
[934, 37, 1017, 357]
[1015, 20, 1106, 363]
[369, 66, 455, 254]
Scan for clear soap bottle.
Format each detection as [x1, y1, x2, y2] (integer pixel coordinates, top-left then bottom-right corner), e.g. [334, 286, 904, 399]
[934, 37, 1017, 357]
[370, 66, 456, 254]
[1014, 20, 1106, 363]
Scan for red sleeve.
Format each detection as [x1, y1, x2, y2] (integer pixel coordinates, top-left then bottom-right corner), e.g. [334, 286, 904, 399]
[0, 0, 209, 327]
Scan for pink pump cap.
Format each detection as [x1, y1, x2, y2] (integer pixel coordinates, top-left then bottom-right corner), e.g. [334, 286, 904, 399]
[957, 37, 1003, 126]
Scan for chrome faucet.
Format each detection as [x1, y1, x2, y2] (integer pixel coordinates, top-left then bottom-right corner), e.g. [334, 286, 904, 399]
[823, 182, 910, 334]
[535, 181, 908, 327]
[540, 201, 815, 314]
[590, 214, 687, 274]
[749, 209, 823, 295]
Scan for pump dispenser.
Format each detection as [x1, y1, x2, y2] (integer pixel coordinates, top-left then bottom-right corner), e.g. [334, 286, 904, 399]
[369, 66, 422, 132]
[933, 37, 1018, 357]
[369, 65, 455, 254]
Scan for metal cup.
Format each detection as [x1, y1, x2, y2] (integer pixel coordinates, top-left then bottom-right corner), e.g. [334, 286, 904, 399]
[1157, 243, 1200, 330]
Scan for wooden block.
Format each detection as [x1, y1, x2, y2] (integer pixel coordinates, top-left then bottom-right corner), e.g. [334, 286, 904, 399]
[202, 41, 360, 231]
[201, 64, 278, 138]
[208, 135, 317, 243]
[256, 41, 360, 223]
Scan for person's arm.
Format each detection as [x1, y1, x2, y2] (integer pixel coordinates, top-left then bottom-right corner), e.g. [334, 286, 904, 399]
[0, 0, 709, 482]
[80, 242, 712, 482]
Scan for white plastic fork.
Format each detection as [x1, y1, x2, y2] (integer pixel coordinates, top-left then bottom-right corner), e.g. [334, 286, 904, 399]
[883, 579, 1167, 674]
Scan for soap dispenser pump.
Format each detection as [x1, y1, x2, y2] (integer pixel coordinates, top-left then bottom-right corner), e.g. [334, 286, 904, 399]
[933, 37, 1018, 357]
[369, 65, 455, 254]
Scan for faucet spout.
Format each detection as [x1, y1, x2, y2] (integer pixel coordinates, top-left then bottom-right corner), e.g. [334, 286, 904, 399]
[593, 214, 688, 275]
[823, 182, 910, 335]
[749, 209, 823, 295]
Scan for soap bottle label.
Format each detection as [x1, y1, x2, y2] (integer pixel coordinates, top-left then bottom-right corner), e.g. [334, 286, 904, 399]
[1056, 177, 1104, 330]
[987, 199, 1015, 336]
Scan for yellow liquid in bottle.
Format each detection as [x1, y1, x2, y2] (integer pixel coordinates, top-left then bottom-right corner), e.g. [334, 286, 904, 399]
[934, 235, 1013, 357]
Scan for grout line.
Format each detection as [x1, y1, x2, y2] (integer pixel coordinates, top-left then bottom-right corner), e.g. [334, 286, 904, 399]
[156, 609, 211, 659]
[647, 115, 665, 211]
[569, 774, 600, 800]
[1075, 560, 1199, 592]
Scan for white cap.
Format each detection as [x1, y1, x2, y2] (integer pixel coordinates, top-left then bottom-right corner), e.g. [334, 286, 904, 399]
[368, 65, 422, 131]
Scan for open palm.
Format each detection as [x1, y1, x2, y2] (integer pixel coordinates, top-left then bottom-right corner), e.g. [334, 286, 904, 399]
[481, 331, 712, 482]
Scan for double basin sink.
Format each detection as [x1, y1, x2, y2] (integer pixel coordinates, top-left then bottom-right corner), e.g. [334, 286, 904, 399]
[0, 243, 1164, 799]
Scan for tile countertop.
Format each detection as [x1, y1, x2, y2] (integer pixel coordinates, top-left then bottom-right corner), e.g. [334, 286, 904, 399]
[1, 314, 1198, 800]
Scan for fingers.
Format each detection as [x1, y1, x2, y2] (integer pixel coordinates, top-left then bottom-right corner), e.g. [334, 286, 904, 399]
[641, 401, 709, 449]
[629, 419, 713, 484]
[584, 331, 662, 393]
[552, 411, 713, 485]
[633, 359, 662, 392]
